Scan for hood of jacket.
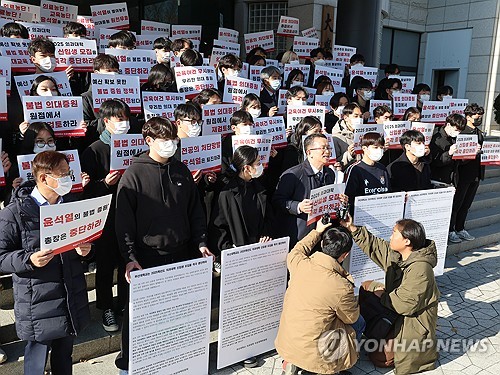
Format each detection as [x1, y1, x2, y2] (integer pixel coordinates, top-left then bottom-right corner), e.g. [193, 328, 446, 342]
[398, 239, 437, 269]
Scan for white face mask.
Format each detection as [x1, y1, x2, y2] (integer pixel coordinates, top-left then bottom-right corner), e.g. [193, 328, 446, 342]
[270, 79, 281, 90]
[225, 69, 240, 78]
[361, 90, 373, 101]
[442, 95, 452, 100]
[161, 51, 171, 62]
[335, 106, 345, 117]
[47, 175, 73, 196]
[239, 125, 253, 135]
[38, 56, 57, 73]
[248, 108, 261, 119]
[154, 139, 177, 159]
[419, 94, 430, 102]
[33, 144, 56, 154]
[291, 99, 305, 106]
[99, 71, 117, 75]
[289, 59, 299, 65]
[291, 80, 303, 87]
[113, 120, 130, 135]
[350, 117, 363, 127]
[411, 143, 426, 158]
[187, 123, 201, 137]
[38, 90, 57, 97]
[250, 164, 264, 179]
[447, 128, 460, 138]
[367, 147, 384, 162]
[351, 63, 364, 68]
[322, 90, 334, 95]
[315, 59, 326, 66]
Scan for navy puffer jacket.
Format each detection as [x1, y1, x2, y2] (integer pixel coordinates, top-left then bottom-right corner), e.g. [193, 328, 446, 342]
[0, 182, 90, 342]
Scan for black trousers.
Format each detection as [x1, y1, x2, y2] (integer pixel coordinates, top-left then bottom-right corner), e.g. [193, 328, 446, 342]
[95, 230, 128, 312]
[24, 336, 74, 375]
[450, 179, 480, 232]
[115, 248, 196, 371]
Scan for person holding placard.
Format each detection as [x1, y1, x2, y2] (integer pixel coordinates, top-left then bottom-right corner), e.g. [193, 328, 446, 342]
[383, 78, 403, 102]
[108, 30, 136, 50]
[341, 215, 440, 375]
[191, 88, 223, 109]
[260, 66, 282, 116]
[412, 83, 431, 111]
[248, 54, 266, 66]
[275, 219, 361, 375]
[0, 151, 92, 375]
[305, 47, 326, 86]
[180, 49, 204, 66]
[28, 37, 75, 81]
[341, 53, 365, 96]
[447, 104, 484, 243]
[351, 78, 373, 120]
[241, 93, 264, 120]
[324, 92, 350, 134]
[436, 85, 453, 101]
[387, 130, 432, 192]
[273, 133, 337, 247]
[280, 50, 299, 65]
[81, 99, 134, 333]
[221, 110, 255, 174]
[63, 21, 90, 96]
[344, 132, 390, 215]
[141, 64, 176, 92]
[153, 37, 172, 66]
[217, 54, 243, 93]
[285, 69, 305, 89]
[114, 117, 213, 372]
[331, 103, 362, 169]
[316, 80, 335, 96]
[246, 46, 267, 62]
[374, 64, 400, 100]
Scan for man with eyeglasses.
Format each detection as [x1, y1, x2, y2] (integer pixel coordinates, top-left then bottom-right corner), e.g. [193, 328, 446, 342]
[274, 133, 339, 248]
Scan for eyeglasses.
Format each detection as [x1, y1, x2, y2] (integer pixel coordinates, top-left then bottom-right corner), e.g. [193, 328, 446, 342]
[47, 170, 73, 178]
[308, 147, 332, 152]
[181, 118, 203, 125]
[35, 140, 56, 148]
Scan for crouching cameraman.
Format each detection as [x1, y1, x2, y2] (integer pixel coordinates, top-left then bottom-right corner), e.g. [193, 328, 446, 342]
[275, 218, 365, 375]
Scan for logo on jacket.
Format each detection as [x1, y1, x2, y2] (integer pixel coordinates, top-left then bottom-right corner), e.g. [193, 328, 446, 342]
[380, 176, 385, 185]
[364, 179, 369, 186]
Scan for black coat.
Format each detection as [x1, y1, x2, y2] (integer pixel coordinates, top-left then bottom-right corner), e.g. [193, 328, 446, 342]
[259, 87, 278, 117]
[387, 152, 432, 192]
[209, 176, 273, 253]
[273, 159, 336, 247]
[456, 125, 485, 183]
[430, 127, 456, 184]
[0, 182, 90, 342]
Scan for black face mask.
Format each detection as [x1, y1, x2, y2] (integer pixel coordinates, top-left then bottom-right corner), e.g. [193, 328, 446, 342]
[474, 118, 483, 127]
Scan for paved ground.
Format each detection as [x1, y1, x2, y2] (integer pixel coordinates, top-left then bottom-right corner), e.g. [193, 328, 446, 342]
[74, 242, 500, 375]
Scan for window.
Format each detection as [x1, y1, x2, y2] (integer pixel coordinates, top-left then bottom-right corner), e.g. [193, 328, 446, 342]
[381, 28, 421, 75]
[248, 2, 288, 58]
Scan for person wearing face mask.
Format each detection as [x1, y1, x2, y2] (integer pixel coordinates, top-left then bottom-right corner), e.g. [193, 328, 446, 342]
[28, 37, 74, 79]
[316, 81, 335, 96]
[374, 64, 400, 100]
[280, 50, 299, 65]
[217, 53, 243, 93]
[221, 111, 255, 175]
[412, 83, 431, 110]
[285, 85, 308, 107]
[331, 103, 363, 169]
[444, 104, 485, 243]
[436, 85, 454, 101]
[387, 130, 432, 193]
[0, 151, 92, 375]
[342, 53, 365, 96]
[63, 21, 90, 96]
[385, 78, 403, 102]
[305, 47, 326, 86]
[260, 66, 282, 116]
[402, 107, 422, 122]
[241, 93, 263, 120]
[114, 117, 213, 373]
[324, 93, 350, 134]
[153, 37, 172, 66]
[81, 99, 134, 334]
[352, 78, 373, 120]
[285, 69, 305, 89]
[344, 132, 390, 215]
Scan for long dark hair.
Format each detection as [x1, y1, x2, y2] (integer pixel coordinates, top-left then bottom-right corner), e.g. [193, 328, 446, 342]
[291, 116, 322, 149]
[231, 145, 259, 173]
[30, 75, 61, 96]
[142, 64, 174, 92]
[20, 122, 56, 155]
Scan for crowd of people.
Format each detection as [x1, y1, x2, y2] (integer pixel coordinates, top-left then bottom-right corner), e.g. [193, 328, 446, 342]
[0, 18, 489, 375]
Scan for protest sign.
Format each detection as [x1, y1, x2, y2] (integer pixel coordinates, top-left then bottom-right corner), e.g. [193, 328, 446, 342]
[332, 44, 356, 70]
[1, 0, 39, 22]
[307, 184, 345, 225]
[129, 258, 212, 375]
[209, 47, 229, 67]
[388, 75, 415, 94]
[453, 134, 478, 160]
[202, 104, 239, 136]
[17, 150, 84, 192]
[0, 4, 33, 21]
[286, 105, 326, 131]
[174, 66, 217, 96]
[135, 33, 164, 50]
[0, 37, 32, 72]
[368, 99, 392, 123]
[277, 89, 287, 114]
[239, 62, 249, 79]
[98, 28, 136, 52]
[349, 66, 378, 86]
[213, 39, 240, 55]
[218, 27, 239, 43]
[91, 73, 141, 113]
[411, 122, 435, 145]
[304, 87, 316, 105]
[14, 71, 72, 97]
[481, 142, 500, 166]
[40, 0, 77, 24]
[142, 92, 185, 121]
[253, 116, 287, 148]
[277, 16, 299, 37]
[91, 2, 129, 30]
[19, 21, 63, 40]
[383, 120, 412, 149]
[223, 77, 261, 105]
[52, 37, 98, 72]
[301, 27, 318, 39]
[314, 94, 333, 108]
[77, 15, 95, 39]
[110, 134, 149, 173]
[22, 96, 84, 137]
[105, 48, 156, 83]
[404, 188, 455, 276]
[443, 98, 469, 115]
[421, 101, 449, 124]
[171, 25, 202, 41]
[217, 238, 289, 369]
[0, 139, 4, 186]
[283, 63, 310, 85]
[40, 195, 112, 254]
[293, 36, 320, 59]
[313, 65, 343, 91]
[353, 123, 384, 153]
[392, 93, 417, 117]
[244, 30, 274, 53]
[232, 135, 272, 167]
[0, 77, 6, 120]
[349, 192, 406, 288]
[140, 20, 170, 35]
[180, 135, 222, 173]
[248, 65, 265, 82]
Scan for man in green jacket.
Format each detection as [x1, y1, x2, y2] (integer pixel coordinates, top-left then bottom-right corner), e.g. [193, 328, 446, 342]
[341, 215, 440, 374]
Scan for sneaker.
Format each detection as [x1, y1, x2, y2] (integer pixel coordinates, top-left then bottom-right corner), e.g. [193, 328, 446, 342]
[448, 231, 462, 243]
[456, 229, 475, 241]
[242, 356, 258, 368]
[0, 347, 7, 364]
[102, 309, 119, 332]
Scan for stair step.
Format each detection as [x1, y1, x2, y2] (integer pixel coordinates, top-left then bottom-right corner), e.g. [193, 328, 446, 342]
[465, 205, 500, 230]
[485, 166, 500, 179]
[447, 223, 500, 255]
[476, 176, 500, 194]
[470, 191, 500, 211]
